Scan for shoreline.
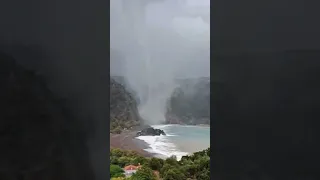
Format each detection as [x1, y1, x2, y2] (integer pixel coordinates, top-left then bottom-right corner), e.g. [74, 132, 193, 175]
[110, 124, 210, 159]
[110, 130, 156, 157]
[196, 124, 210, 127]
[159, 123, 210, 128]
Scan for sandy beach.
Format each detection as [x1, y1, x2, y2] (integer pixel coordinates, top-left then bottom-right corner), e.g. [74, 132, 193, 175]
[110, 130, 154, 157]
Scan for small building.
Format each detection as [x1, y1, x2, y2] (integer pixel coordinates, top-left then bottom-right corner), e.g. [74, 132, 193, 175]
[123, 164, 141, 177]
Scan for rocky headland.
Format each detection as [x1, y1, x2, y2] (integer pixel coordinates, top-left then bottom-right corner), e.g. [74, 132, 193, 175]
[110, 77, 141, 134]
[166, 77, 210, 125]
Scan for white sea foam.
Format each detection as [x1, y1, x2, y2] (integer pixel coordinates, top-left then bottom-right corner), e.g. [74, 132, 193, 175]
[151, 124, 175, 129]
[166, 134, 177, 137]
[135, 126, 189, 160]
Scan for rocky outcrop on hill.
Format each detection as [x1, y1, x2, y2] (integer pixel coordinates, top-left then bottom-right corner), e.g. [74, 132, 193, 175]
[136, 127, 166, 136]
[110, 77, 141, 133]
[166, 77, 210, 125]
[111, 76, 140, 105]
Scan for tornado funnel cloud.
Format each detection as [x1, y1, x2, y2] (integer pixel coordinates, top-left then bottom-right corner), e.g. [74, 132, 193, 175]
[110, 0, 210, 125]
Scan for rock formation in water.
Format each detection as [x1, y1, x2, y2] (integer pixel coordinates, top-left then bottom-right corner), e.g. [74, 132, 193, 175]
[166, 77, 210, 125]
[110, 77, 141, 133]
[136, 127, 166, 136]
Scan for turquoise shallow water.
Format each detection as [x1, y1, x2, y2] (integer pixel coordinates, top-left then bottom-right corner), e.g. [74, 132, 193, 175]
[165, 125, 210, 153]
[136, 124, 210, 160]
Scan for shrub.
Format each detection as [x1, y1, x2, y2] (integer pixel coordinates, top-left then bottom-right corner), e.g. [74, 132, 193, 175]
[112, 127, 122, 134]
[110, 164, 124, 178]
[163, 168, 186, 180]
[147, 157, 163, 171]
[117, 156, 132, 167]
[164, 156, 178, 166]
[131, 166, 157, 180]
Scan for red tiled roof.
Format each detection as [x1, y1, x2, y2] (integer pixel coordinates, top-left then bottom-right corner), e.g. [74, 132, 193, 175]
[123, 165, 141, 171]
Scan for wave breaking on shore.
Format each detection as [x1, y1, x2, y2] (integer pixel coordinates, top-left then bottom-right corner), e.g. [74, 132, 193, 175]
[135, 125, 189, 160]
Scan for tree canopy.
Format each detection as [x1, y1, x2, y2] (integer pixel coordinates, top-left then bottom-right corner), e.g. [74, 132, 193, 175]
[110, 147, 210, 180]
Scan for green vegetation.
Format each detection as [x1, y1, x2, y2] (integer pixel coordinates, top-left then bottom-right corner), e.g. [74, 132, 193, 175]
[110, 164, 125, 178]
[131, 166, 157, 180]
[110, 147, 210, 180]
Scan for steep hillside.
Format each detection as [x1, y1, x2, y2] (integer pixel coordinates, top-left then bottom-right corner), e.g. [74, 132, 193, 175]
[110, 76, 140, 105]
[166, 77, 210, 125]
[110, 78, 141, 133]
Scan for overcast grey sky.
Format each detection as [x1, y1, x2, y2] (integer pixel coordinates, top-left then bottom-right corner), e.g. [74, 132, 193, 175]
[110, 0, 210, 124]
[110, 0, 210, 79]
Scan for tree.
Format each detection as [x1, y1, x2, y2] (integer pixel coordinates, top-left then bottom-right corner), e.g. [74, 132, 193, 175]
[111, 148, 124, 157]
[109, 147, 211, 180]
[206, 147, 210, 156]
[126, 150, 139, 157]
[160, 164, 173, 176]
[163, 168, 186, 180]
[164, 155, 178, 166]
[147, 157, 163, 170]
[195, 169, 210, 180]
[199, 156, 210, 170]
[112, 127, 122, 134]
[180, 155, 190, 162]
[181, 164, 198, 177]
[110, 164, 125, 178]
[117, 156, 131, 167]
[132, 156, 148, 166]
[131, 166, 157, 180]
[110, 156, 119, 165]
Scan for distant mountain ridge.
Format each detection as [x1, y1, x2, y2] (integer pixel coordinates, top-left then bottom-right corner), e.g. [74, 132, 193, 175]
[110, 76, 211, 127]
[166, 77, 210, 125]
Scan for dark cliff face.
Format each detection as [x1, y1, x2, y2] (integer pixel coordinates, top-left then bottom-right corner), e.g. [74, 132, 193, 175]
[212, 50, 320, 179]
[110, 78, 141, 133]
[110, 76, 140, 105]
[0, 53, 94, 179]
[166, 77, 210, 125]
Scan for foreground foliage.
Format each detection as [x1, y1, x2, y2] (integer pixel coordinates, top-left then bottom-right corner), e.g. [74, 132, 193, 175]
[110, 164, 125, 178]
[110, 147, 210, 180]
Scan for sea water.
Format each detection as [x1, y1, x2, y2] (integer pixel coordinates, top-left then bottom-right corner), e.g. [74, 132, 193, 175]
[135, 124, 210, 160]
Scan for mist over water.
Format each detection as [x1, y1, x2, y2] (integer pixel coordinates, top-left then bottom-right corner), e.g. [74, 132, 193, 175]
[110, 0, 210, 125]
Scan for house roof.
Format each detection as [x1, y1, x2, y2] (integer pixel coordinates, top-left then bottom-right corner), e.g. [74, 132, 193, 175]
[123, 165, 141, 171]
